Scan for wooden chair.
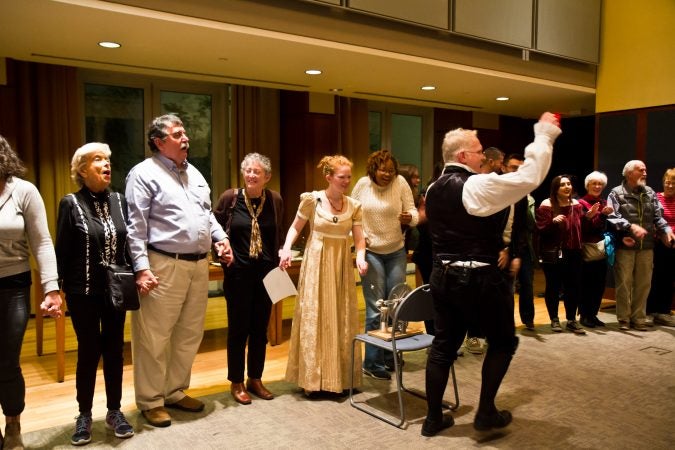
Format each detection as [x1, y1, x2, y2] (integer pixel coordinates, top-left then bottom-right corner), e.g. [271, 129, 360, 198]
[33, 269, 66, 382]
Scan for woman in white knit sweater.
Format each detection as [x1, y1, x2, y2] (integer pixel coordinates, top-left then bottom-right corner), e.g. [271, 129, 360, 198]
[351, 150, 418, 380]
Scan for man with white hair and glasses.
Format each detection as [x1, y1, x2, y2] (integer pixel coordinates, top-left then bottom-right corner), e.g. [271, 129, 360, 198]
[422, 112, 561, 436]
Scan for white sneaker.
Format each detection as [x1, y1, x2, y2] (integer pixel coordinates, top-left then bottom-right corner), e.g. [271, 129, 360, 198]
[644, 315, 655, 327]
[465, 337, 484, 354]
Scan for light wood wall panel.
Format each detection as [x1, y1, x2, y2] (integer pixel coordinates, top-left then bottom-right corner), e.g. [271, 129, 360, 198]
[454, 0, 533, 48]
[349, 0, 449, 29]
[536, 0, 601, 63]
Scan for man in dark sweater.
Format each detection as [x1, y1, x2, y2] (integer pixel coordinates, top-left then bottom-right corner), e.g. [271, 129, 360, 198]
[421, 113, 561, 436]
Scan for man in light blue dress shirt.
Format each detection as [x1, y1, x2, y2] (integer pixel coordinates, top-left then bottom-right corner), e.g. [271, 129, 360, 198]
[125, 114, 232, 427]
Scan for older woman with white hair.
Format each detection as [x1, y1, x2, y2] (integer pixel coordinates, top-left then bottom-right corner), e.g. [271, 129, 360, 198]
[578, 171, 613, 328]
[214, 153, 284, 405]
[56, 142, 134, 445]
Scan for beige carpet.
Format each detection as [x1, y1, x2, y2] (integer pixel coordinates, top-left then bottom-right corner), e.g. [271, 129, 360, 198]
[23, 309, 675, 449]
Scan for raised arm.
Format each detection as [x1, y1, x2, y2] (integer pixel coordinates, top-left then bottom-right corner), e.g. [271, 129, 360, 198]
[463, 113, 561, 217]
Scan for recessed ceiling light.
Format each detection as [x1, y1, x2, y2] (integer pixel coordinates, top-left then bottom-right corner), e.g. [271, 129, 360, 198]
[496, 96, 510, 101]
[421, 85, 436, 91]
[329, 88, 342, 92]
[98, 41, 121, 49]
[305, 69, 322, 75]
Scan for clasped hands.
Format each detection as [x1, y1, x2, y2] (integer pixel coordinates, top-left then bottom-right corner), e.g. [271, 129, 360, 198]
[40, 291, 63, 318]
[278, 248, 293, 271]
[135, 238, 234, 295]
[214, 238, 233, 266]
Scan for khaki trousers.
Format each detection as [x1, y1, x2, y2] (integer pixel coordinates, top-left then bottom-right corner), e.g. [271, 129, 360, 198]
[614, 248, 653, 324]
[131, 252, 209, 410]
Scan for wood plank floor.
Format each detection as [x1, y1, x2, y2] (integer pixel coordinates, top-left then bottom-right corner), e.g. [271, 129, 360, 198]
[13, 270, 609, 434]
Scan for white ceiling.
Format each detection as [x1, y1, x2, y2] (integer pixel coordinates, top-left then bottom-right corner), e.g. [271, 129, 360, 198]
[0, 0, 597, 119]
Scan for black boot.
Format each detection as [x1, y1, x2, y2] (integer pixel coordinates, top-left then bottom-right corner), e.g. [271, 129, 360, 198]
[475, 347, 514, 430]
[424, 352, 451, 428]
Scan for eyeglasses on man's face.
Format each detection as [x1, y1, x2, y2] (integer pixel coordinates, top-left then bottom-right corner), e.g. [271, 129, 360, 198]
[377, 168, 396, 175]
[164, 129, 189, 140]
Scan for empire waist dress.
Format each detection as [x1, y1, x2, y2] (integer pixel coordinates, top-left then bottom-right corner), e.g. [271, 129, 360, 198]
[285, 191, 363, 393]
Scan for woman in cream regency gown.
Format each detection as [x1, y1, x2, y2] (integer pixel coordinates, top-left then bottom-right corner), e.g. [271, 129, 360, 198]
[279, 155, 368, 394]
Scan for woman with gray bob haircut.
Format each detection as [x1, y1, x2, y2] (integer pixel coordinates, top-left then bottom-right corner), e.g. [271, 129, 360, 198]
[578, 170, 613, 328]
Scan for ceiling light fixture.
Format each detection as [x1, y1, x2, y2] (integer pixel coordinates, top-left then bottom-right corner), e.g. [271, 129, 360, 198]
[421, 85, 436, 91]
[305, 69, 322, 75]
[98, 41, 121, 49]
[496, 96, 510, 101]
[329, 88, 342, 92]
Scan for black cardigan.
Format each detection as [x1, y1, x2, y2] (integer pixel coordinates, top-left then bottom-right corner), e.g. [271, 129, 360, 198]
[55, 188, 129, 296]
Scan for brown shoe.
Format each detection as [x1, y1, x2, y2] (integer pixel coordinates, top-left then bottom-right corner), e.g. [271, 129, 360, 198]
[166, 394, 204, 412]
[142, 406, 171, 427]
[246, 378, 274, 400]
[231, 382, 252, 404]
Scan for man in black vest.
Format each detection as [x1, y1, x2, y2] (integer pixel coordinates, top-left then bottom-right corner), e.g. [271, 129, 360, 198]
[421, 112, 561, 436]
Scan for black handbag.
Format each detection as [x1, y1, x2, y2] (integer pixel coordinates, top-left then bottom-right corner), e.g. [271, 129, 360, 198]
[106, 263, 140, 311]
[538, 248, 561, 264]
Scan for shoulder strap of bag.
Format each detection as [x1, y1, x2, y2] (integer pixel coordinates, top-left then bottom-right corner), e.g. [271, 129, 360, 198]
[224, 188, 238, 234]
